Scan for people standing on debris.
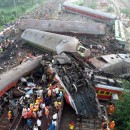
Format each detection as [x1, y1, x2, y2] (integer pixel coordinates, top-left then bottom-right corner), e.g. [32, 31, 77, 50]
[109, 121, 115, 130]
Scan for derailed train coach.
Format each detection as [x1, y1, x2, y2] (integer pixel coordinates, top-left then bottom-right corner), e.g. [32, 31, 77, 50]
[62, 2, 116, 22]
[0, 56, 42, 97]
[21, 29, 91, 58]
[18, 19, 106, 35]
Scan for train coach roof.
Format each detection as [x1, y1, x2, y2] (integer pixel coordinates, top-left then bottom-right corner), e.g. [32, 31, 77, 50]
[18, 19, 106, 35]
[63, 2, 116, 20]
[0, 56, 41, 93]
[21, 29, 81, 54]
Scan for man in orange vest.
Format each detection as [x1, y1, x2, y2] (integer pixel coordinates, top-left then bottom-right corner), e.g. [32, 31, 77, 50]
[45, 106, 49, 119]
[109, 121, 115, 130]
[32, 109, 37, 119]
[108, 104, 115, 115]
[69, 121, 75, 130]
[27, 108, 32, 118]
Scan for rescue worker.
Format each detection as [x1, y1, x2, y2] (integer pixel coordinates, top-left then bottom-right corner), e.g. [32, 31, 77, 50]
[108, 104, 115, 115]
[102, 121, 108, 130]
[37, 97, 43, 104]
[54, 101, 58, 109]
[57, 101, 61, 110]
[109, 121, 115, 130]
[8, 111, 12, 121]
[37, 118, 41, 130]
[45, 106, 49, 119]
[27, 118, 32, 129]
[37, 109, 42, 119]
[69, 121, 75, 130]
[32, 109, 37, 119]
[34, 103, 39, 111]
[27, 108, 32, 118]
[30, 103, 34, 112]
[48, 88, 52, 97]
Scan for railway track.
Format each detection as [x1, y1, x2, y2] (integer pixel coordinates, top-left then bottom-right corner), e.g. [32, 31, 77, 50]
[0, 111, 22, 130]
[75, 115, 101, 130]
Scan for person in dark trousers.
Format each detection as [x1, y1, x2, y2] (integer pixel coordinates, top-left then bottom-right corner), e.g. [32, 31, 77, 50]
[27, 118, 32, 130]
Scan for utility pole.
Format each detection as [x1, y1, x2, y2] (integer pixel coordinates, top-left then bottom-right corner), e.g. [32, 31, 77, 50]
[13, 0, 17, 17]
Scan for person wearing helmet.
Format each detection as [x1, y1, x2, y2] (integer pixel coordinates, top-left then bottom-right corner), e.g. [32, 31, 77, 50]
[8, 111, 12, 121]
[32, 109, 37, 119]
[109, 121, 115, 130]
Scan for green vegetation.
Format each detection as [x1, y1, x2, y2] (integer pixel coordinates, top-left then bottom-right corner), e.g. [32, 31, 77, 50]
[73, 0, 84, 6]
[88, 0, 97, 9]
[113, 81, 130, 130]
[0, 0, 46, 30]
[106, 6, 114, 12]
[121, 8, 130, 18]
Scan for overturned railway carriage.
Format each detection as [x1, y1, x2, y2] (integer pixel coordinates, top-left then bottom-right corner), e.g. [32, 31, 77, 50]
[49, 62, 100, 115]
[62, 2, 116, 22]
[94, 75, 123, 100]
[18, 19, 106, 35]
[90, 54, 130, 75]
[0, 56, 41, 97]
[114, 20, 126, 48]
[21, 29, 90, 58]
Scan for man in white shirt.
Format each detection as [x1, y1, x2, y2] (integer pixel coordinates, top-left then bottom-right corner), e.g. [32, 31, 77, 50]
[37, 119, 41, 130]
[52, 113, 58, 121]
[37, 110, 42, 119]
[40, 102, 45, 111]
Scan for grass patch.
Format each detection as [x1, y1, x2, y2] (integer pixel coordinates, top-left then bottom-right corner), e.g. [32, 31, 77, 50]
[0, 0, 46, 31]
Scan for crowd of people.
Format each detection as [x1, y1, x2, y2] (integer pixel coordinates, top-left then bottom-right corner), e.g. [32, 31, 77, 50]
[101, 103, 116, 130]
[5, 66, 63, 130]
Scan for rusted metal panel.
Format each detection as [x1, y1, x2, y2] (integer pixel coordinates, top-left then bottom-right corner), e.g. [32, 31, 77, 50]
[18, 19, 106, 35]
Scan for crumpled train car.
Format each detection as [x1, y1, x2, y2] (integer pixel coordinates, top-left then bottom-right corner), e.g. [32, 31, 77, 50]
[21, 29, 91, 58]
[0, 56, 42, 97]
[18, 19, 106, 35]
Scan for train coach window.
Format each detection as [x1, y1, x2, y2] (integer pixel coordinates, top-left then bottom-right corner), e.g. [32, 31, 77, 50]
[97, 90, 100, 94]
[77, 46, 86, 53]
[100, 91, 105, 95]
[105, 91, 110, 95]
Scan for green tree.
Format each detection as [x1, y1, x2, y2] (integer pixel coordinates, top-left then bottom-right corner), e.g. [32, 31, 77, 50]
[20, 6, 26, 13]
[121, 8, 130, 18]
[106, 7, 114, 12]
[113, 81, 130, 130]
